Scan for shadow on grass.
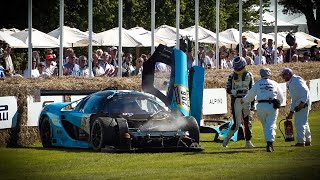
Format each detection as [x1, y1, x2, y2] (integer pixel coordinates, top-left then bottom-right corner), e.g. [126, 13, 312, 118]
[14, 146, 93, 153]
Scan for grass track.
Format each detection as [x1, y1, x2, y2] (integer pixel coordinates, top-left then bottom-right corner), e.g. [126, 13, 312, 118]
[1, 111, 320, 180]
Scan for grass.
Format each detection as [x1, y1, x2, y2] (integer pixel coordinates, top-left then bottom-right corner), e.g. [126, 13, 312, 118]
[1, 111, 320, 180]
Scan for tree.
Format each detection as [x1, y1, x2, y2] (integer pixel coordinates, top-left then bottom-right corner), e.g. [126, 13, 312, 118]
[279, 0, 320, 38]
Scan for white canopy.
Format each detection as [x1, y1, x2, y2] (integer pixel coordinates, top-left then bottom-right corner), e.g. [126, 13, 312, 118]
[268, 32, 317, 49]
[0, 28, 21, 35]
[220, 28, 259, 47]
[94, 27, 142, 47]
[155, 25, 188, 41]
[183, 25, 234, 47]
[242, 31, 284, 47]
[295, 32, 320, 47]
[128, 27, 150, 35]
[127, 27, 175, 47]
[0, 32, 27, 48]
[48, 26, 90, 47]
[11, 28, 62, 48]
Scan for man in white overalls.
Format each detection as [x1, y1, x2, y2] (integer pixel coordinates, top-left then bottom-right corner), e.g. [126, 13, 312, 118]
[242, 68, 284, 152]
[281, 68, 312, 146]
[223, 57, 255, 148]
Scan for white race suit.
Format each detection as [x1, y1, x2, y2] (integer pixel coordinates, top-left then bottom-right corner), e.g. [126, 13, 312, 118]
[288, 75, 311, 144]
[242, 78, 284, 142]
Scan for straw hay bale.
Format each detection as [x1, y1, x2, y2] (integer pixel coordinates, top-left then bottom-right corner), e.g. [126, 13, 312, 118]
[0, 62, 320, 146]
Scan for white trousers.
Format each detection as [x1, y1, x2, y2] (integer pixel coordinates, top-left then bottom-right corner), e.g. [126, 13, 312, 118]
[256, 103, 278, 142]
[294, 107, 311, 143]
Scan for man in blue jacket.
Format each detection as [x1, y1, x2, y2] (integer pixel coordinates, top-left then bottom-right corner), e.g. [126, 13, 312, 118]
[280, 68, 312, 146]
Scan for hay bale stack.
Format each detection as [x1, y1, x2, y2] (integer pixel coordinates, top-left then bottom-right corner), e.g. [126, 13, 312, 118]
[0, 62, 320, 146]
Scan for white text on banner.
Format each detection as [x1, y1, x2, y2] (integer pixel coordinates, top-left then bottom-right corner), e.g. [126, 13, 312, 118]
[202, 88, 227, 115]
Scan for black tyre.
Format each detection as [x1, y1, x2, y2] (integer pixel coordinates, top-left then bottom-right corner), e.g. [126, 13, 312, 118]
[39, 116, 53, 148]
[90, 117, 117, 151]
[180, 116, 200, 143]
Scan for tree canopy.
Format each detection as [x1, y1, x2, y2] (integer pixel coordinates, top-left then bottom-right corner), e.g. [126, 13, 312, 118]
[1, 0, 271, 33]
[279, 0, 320, 38]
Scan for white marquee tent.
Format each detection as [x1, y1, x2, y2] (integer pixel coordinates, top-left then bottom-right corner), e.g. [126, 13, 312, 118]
[93, 27, 142, 47]
[183, 25, 234, 47]
[11, 28, 62, 48]
[0, 32, 27, 48]
[48, 26, 91, 47]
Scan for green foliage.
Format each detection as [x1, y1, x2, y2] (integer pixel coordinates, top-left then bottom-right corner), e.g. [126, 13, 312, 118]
[0, 110, 320, 179]
[1, 0, 272, 33]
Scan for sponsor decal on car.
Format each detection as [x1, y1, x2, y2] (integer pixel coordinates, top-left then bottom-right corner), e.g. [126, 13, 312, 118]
[173, 84, 190, 112]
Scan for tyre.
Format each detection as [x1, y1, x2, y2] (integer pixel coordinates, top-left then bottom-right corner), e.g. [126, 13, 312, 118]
[39, 116, 53, 148]
[90, 117, 117, 151]
[180, 116, 200, 143]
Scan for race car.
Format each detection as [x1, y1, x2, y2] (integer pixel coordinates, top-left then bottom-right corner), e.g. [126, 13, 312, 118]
[39, 44, 205, 152]
[39, 90, 201, 152]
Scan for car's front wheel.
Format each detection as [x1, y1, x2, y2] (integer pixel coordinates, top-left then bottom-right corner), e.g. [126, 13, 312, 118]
[39, 116, 53, 148]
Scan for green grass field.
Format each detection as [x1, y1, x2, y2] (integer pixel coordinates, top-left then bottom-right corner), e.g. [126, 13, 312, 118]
[1, 111, 320, 180]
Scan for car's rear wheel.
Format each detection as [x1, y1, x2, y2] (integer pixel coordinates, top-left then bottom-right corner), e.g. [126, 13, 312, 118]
[39, 116, 52, 148]
[91, 117, 117, 151]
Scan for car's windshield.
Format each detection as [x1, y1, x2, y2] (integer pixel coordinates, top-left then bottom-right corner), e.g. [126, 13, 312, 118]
[105, 94, 166, 114]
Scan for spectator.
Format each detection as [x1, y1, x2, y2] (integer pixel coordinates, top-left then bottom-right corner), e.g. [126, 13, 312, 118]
[291, 54, 299, 62]
[64, 48, 74, 64]
[276, 47, 284, 64]
[23, 58, 40, 78]
[32, 51, 40, 64]
[186, 51, 194, 70]
[38, 62, 48, 77]
[281, 68, 312, 147]
[205, 50, 215, 69]
[302, 52, 311, 62]
[122, 53, 135, 77]
[219, 51, 229, 69]
[285, 42, 298, 63]
[243, 48, 254, 65]
[254, 49, 266, 65]
[63, 53, 80, 76]
[78, 55, 93, 77]
[132, 57, 144, 76]
[266, 39, 275, 64]
[92, 53, 105, 77]
[236, 35, 251, 55]
[101, 52, 115, 76]
[2, 43, 15, 76]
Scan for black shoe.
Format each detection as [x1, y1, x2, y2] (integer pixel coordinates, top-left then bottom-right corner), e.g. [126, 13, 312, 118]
[293, 143, 305, 147]
[267, 141, 274, 152]
[305, 142, 311, 146]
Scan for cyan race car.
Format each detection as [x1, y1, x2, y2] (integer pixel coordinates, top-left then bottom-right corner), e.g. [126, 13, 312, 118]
[39, 44, 205, 152]
[39, 90, 202, 152]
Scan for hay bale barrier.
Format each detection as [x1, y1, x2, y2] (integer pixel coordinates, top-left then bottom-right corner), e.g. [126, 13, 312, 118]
[1, 62, 320, 147]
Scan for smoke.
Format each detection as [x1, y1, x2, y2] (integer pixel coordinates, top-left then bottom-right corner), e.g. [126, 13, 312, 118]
[140, 114, 189, 132]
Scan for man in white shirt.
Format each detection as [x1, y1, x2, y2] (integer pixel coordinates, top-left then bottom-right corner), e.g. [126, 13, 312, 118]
[242, 68, 284, 152]
[78, 56, 93, 77]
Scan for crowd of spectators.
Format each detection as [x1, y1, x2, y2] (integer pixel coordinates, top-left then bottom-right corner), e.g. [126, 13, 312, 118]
[195, 36, 320, 71]
[0, 36, 320, 79]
